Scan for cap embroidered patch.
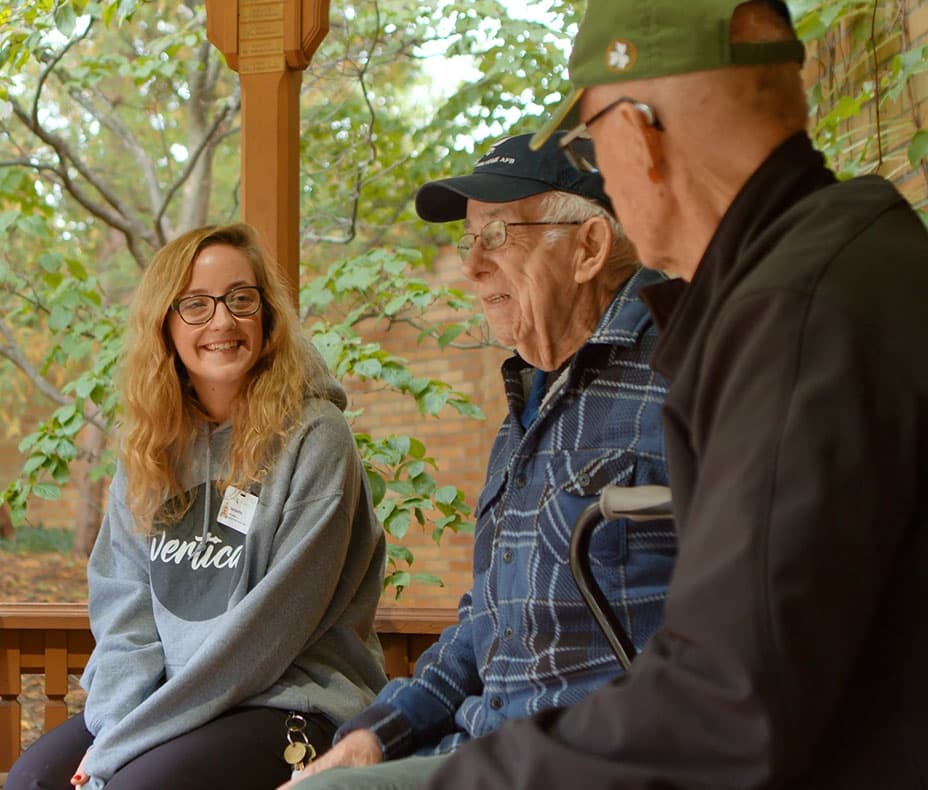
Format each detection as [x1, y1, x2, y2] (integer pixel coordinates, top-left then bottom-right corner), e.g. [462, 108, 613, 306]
[607, 40, 637, 73]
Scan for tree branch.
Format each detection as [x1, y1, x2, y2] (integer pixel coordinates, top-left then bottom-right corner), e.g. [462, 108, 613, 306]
[155, 93, 240, 235]
[0, 318, 109, 433]
[63, 81, 165, 220]
[8, 97, 154, 268]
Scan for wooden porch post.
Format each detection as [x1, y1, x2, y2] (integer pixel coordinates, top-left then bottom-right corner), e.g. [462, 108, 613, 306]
[205, 0, 329, 305]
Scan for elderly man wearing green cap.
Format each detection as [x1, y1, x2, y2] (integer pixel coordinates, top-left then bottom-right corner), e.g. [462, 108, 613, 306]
[425, 1, 928, 788]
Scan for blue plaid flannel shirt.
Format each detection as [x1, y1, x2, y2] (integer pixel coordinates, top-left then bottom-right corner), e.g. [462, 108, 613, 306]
[338, 268, 676, 758]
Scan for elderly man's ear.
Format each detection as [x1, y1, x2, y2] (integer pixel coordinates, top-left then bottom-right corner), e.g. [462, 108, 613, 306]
[573, 215, 613, 284]
[622, 102, 666, 184]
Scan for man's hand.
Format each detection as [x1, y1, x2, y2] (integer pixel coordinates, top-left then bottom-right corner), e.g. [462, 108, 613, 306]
[276, 729, 383, 789]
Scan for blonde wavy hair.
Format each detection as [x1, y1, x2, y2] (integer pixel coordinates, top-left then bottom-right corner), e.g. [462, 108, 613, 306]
[119, 222, 329, 534]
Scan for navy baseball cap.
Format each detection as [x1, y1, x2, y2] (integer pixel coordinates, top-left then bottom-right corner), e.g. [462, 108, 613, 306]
[415, 131, 611, 222]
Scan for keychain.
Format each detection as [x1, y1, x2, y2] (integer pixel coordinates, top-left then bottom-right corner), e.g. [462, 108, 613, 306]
[283, 712, 317, 779]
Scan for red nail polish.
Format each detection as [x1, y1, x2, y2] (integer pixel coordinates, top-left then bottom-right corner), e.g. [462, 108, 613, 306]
[73, 774, 83, 782]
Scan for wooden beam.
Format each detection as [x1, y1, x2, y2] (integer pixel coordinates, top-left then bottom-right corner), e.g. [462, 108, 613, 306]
[205, 0, 330, 306]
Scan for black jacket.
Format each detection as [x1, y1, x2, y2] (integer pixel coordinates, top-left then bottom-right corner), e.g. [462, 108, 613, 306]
[427, 133, 928, 788]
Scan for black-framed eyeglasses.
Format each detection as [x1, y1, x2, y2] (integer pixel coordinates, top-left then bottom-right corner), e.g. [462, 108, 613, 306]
[458, 218, 583, 261]
[171, 285, 263, 325]
[560, 96, 664, 172]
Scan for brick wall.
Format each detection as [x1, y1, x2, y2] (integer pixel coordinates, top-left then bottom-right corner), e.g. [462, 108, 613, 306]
[802, 1, 928, 210]
[347, 249, 510, 609]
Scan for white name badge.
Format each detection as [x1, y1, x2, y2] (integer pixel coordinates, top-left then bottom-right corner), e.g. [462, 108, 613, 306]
[217, 485, 259, 535]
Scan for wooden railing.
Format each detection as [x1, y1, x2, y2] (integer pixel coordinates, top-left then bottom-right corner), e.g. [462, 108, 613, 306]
[0, 602, 456, 780]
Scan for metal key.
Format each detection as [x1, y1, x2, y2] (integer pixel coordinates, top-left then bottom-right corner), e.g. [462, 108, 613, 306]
[284, 740, 308, 771]
[284, 712, 317, 779]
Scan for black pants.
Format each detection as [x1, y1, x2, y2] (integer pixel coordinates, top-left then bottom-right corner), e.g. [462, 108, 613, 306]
[5, 706, 335, 790]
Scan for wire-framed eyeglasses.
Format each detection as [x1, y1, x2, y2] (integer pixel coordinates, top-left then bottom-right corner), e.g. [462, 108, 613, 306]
[559, 96, 663, 172]
[458, 218, 583, 261]
[171, 285, 263, 326]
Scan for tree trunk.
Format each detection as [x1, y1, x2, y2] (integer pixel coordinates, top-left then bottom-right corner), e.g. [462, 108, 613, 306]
[72, 422, 106, 557]
[0, 504, 12, 540]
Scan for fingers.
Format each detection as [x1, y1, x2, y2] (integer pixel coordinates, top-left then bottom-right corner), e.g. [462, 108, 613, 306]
[71, 749, 92, 786]
[274, 730, 383, 789]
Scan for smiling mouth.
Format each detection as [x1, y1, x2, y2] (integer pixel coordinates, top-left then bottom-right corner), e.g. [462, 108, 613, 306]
[203, 341, 243, 352]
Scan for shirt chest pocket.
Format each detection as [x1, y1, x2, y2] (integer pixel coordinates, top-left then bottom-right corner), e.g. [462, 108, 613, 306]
[535, 448, 635, 568]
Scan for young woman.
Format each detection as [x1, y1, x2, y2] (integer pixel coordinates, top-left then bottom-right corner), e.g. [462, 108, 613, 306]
[6, 223, 387, 790]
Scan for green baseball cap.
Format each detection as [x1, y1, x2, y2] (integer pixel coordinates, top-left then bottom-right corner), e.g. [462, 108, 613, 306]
[530, 0, 805, 150]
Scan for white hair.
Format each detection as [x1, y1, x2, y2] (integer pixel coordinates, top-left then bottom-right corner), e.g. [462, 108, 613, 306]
[539, 191, 639, 281]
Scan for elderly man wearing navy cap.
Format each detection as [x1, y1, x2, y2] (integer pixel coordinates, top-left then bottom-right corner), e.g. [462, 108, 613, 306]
[426, 1, 928, 789]
[280, 133, 676, 789]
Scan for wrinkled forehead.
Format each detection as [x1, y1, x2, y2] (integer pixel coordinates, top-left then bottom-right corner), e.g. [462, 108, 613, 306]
[464, 193, 550, 228]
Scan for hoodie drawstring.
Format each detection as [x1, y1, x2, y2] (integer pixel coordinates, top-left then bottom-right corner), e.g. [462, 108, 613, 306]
[194, 436, 212, 558]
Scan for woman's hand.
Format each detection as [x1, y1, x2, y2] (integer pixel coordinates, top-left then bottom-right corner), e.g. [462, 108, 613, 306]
[276, 729, 382, 789]
[71, 748, 92, 786]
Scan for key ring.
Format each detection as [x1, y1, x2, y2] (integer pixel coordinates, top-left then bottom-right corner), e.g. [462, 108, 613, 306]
[283, 711, 317, 775]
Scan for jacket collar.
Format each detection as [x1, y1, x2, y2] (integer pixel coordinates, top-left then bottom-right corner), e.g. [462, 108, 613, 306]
[587, 266, 668, 348]
[501, 266, 665, 417]
[641, 132, 836, 380]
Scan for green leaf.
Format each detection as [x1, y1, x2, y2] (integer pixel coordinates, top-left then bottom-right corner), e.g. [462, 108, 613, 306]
[829, 95, 861, 123]
[354, 358, 383, 378]
[0, 210, 19, 233]
[75, 376, 96, 399]
[413, 472, 437, 496]
[50, 458, 71, 485]
[32, 483, 61, 501]
[386, 544, 414, 565]
[383, 294, 408, 316]
[47, 305, 73, 332]
[375, 499, 396, 522]
[53, 404, 78, 424]
[386, 479, 416, 497]
[908, 130, 928, 168]
[66, 259, 89, 279]
[38, 252, 62, 273]
[438, 323, 465, 348]
[410, 573, 444, 587]
[22, 455, 45, 475]
[384, 570, 411, 599]
[384, 508, 411, 539]
[54, 3, 78, 36]
[407, 437, 426, 459]
[390, 435, 411, 456]
[334, 264, 379, 292]
[450, 400, 485, 420]
[433, 485, 459, 505]
[366, 469, 387, 506]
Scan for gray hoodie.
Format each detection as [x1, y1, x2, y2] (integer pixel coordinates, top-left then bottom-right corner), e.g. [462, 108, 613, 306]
[80, 382, 387, 786]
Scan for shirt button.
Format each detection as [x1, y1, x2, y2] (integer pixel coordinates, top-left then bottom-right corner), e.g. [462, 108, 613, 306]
[503, 626, 514, 639]
[502, 549, 513, 563]
[515, 475, 527, 488]
[490, 697, 503, 710]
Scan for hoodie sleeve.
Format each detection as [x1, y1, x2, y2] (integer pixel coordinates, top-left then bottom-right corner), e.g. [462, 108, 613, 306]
[80, 465, 166, 739]
[82, 401, 385, 784]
